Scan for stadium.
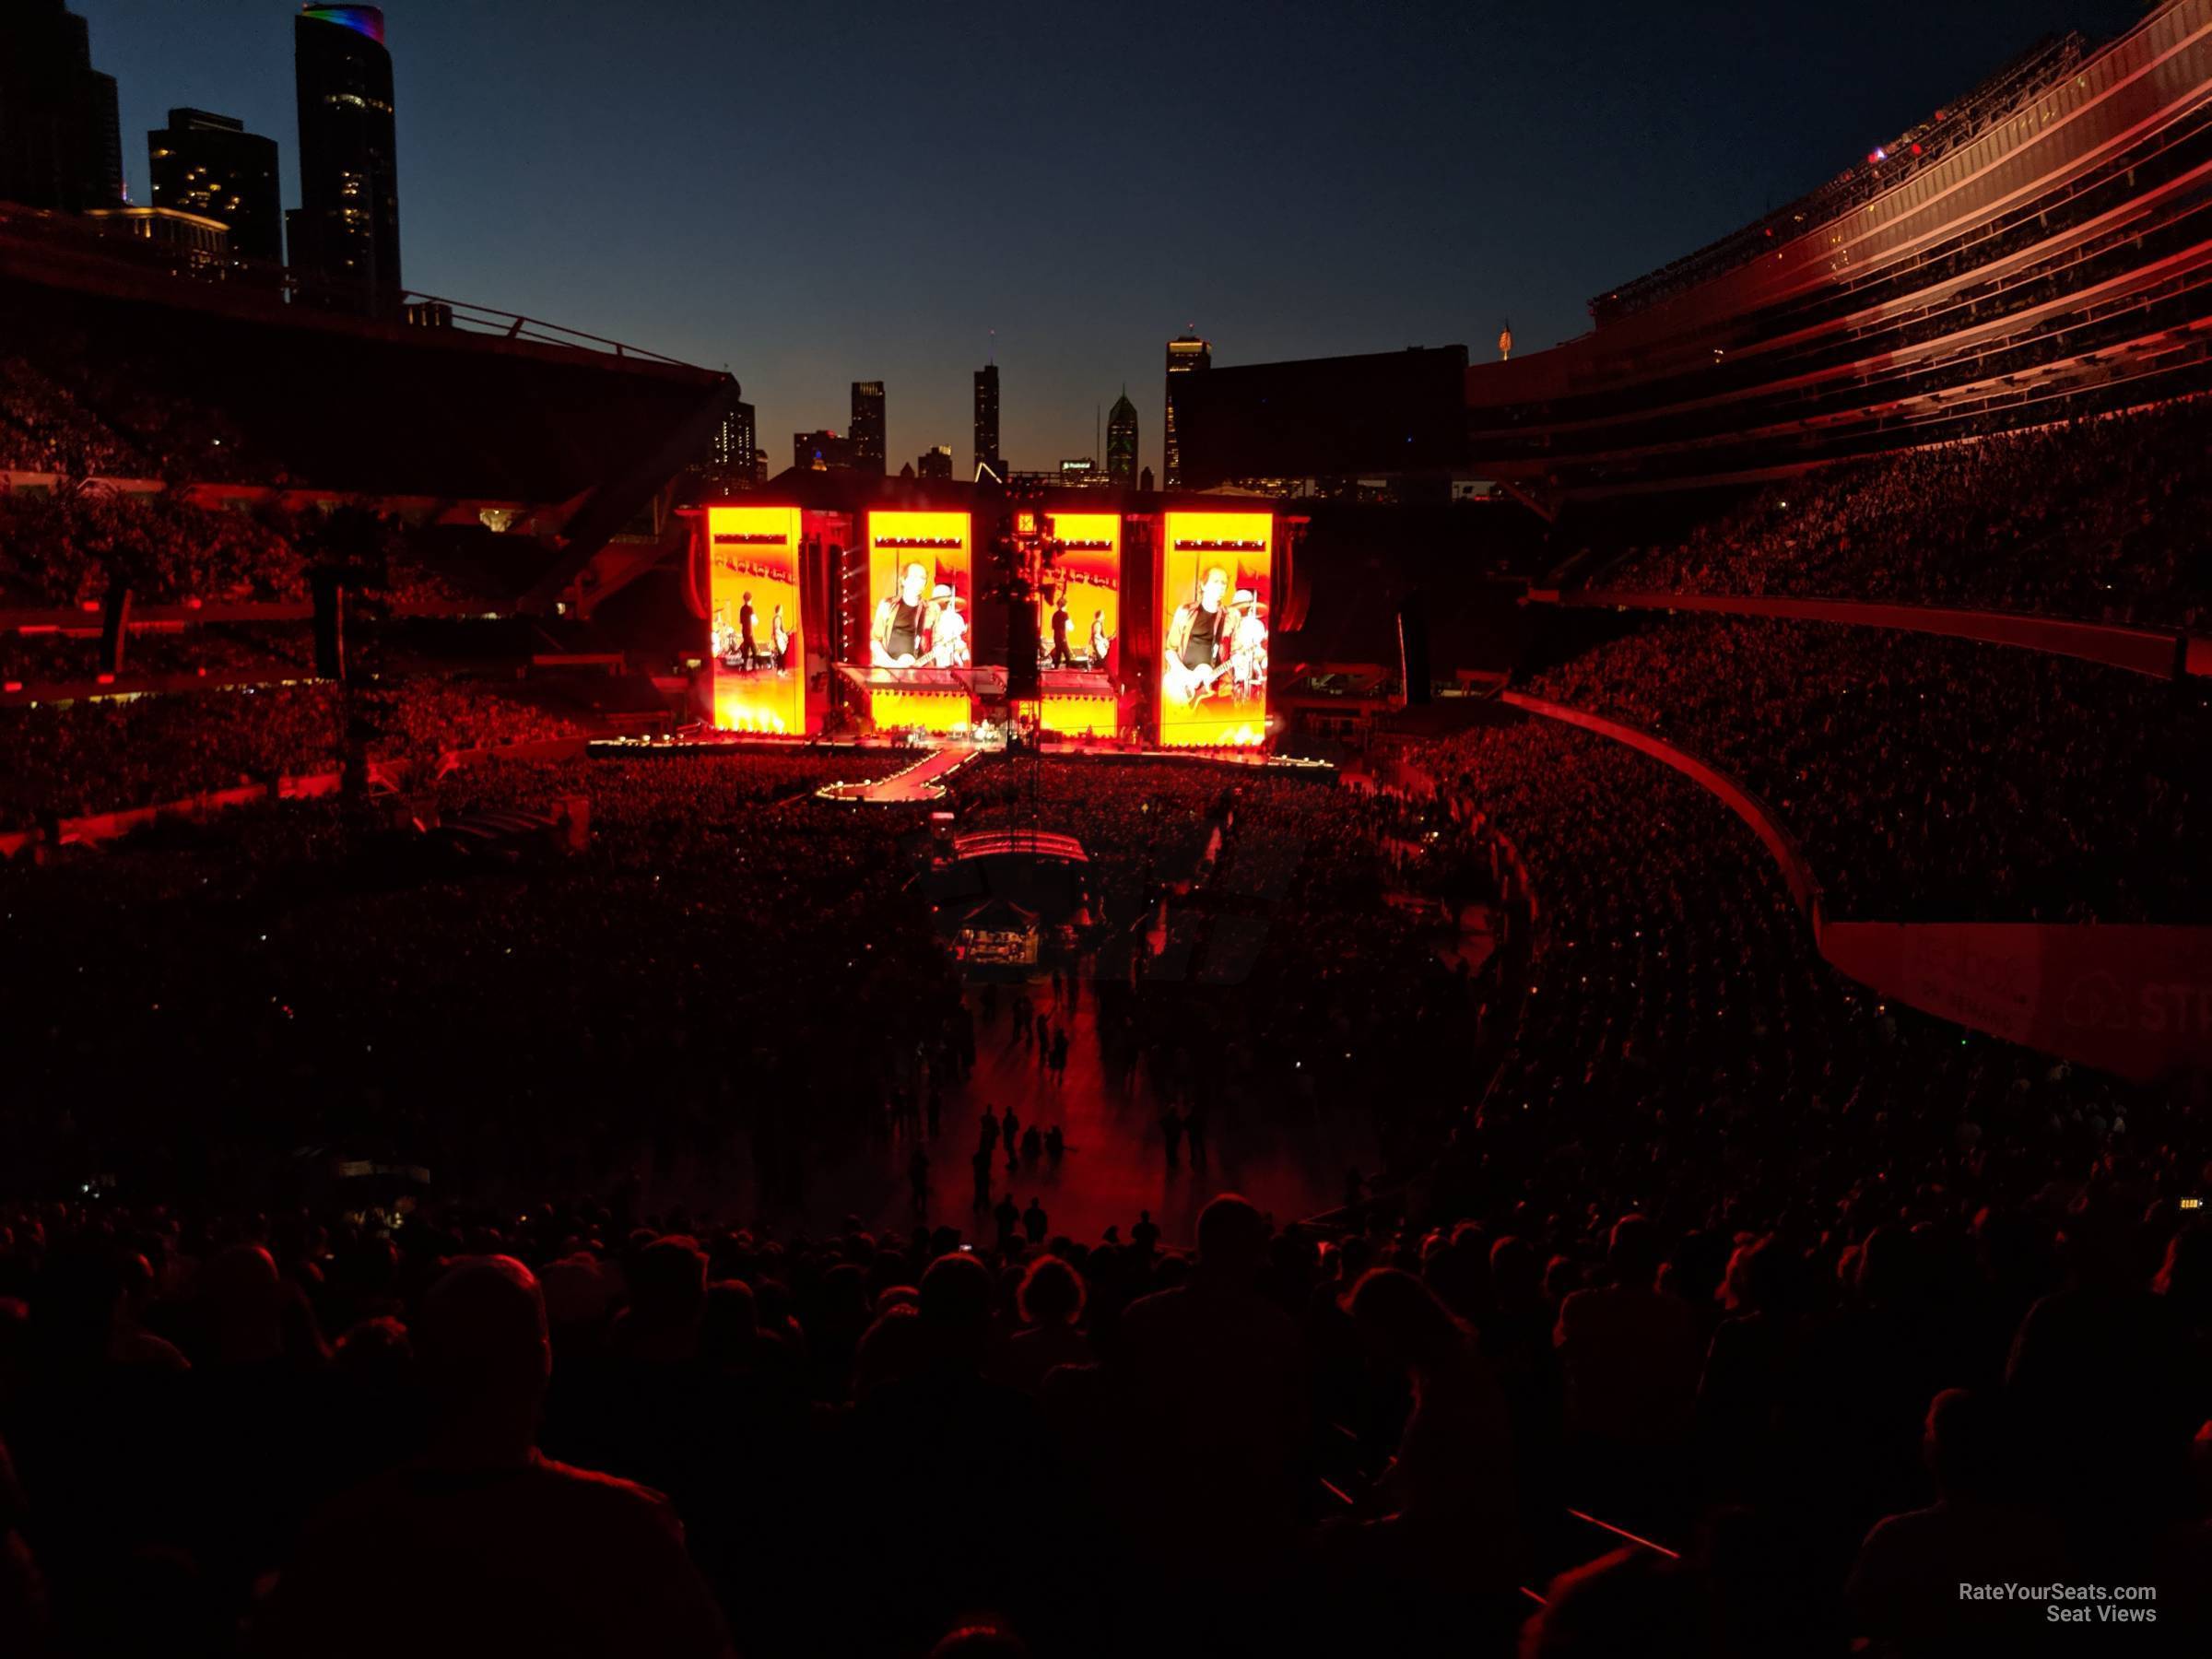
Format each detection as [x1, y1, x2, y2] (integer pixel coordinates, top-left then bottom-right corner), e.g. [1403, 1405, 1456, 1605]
[2, 3, 2210, 1657]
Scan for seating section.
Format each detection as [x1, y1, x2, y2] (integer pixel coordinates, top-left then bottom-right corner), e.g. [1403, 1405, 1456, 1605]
[0, 487, 307, 607]
[0, 679, 591, 825]
[1601, 403, 2212, 628]
[0, 735, 2190, 1658]
[1524, 614, 2212, 923]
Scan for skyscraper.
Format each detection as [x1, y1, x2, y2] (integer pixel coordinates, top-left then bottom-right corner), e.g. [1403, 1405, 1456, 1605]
[850, 382, 886, 475]
[973, 364, 1002, 480]
[1163, 333, 1211, 488]
[689, 398, 756, 492]
[718, 400, 757, 479]
[0, 2, 122, 213]
[1106, 387, 1139, 487]
[290, 6, 401, 312]
[917, 445, 953, 480]
[148, 110, 283, 266]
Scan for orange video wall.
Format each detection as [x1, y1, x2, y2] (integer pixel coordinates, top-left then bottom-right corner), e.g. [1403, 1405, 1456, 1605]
[1159, 511, 1271, 747]
[707, 505, 806, 734]
[862, 510, 972, 731]
[1037, 511, 1121, 736]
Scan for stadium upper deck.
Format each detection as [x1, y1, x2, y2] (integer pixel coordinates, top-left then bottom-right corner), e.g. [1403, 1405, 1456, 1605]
[1468, 0, 2212, 497]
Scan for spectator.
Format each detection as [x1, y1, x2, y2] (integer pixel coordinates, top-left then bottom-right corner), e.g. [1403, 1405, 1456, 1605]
[258, 1255, 733, 1658]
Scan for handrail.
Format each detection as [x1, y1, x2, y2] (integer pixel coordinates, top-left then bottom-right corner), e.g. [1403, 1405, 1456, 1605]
[0, 204, 709, 374]
[397, 291, 704, 370]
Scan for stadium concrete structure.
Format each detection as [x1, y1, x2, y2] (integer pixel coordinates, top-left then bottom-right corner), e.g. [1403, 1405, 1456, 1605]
[0, 195, 735, 708]
[1178, 0, 2212, 505]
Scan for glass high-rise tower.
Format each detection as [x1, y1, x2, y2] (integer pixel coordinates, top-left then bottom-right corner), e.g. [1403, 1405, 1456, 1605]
[850, 382, 886, 475]
[1163, 334, 1210, 487]
[289, 6, 401, 312]
[973, 364, 1002, 481]
[1106, 386, 1139, 486]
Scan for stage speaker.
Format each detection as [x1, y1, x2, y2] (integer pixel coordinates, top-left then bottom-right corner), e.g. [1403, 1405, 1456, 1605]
[1396, 589, 1431, 706]
[312, 569, 347, 681]
[1006, 596, 1041, 701]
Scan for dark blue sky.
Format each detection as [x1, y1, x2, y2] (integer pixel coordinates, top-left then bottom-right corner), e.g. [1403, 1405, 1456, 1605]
[87, 0, 2144, 477]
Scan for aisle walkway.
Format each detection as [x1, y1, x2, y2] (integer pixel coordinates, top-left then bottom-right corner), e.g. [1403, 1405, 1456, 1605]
[848, 747, 975, 803]
[767, 974, 1374, 1247]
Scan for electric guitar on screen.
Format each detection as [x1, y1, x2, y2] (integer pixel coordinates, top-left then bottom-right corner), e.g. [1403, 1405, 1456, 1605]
[1163, 657, 1233, 707]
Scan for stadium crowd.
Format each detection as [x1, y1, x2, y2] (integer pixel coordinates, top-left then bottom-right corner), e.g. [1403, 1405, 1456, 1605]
[1523, 614, 2212, 923]
[0, 327, 278, 486]
[1, 729, 2198, 1658]
[0, 622, 313, 689]
[1603, 403, 2212, 628]
[0, 487, 306, 609]
[0, 679, 595, 827]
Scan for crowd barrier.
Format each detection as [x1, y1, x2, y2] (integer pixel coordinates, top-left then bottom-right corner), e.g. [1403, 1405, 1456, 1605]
[1528, 589, 2200, 680]
[1501, 692, 2212, 1080]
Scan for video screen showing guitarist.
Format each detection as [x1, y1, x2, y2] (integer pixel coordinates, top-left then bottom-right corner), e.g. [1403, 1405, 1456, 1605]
[1164, 564, 1241, 708]
[871, 561, 939, 668]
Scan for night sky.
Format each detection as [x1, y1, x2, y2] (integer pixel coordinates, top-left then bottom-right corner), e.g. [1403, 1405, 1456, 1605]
[87, 0, 2146, 477]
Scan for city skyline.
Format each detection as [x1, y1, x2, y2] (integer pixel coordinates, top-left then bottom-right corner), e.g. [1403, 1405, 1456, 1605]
[70, 0, 2141, 476]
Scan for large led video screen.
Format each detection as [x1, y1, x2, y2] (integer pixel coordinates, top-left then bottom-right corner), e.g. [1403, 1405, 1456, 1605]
[707, 504, 805, 734]
[1159, 511, 1270, 747]
[862, 510, 972, 731]
[1036, 511, 1121, 735]
[863, 511, 972, 669]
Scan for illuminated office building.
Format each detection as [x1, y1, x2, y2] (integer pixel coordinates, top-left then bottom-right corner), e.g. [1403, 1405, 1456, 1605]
[148, 109, 282, 265]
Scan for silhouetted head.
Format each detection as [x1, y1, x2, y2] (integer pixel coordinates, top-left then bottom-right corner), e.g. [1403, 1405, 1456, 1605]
[920, 1252, 994, 1363]
[1489, 1234, 1539, 1303]
[1606, 1215, 1660, 1288]
[419, 1255, 549, 1441]
[1196, 1194, 1270, 1283]
[700, 1278, 760, 1362]
[1924, 1386, 2008, 1500]
[1719, 1234, 1791, 1314]
[205, 1242, 285, 1365]
[629, 1235, 708, 1329]
[1018, 1255, 1085, 1328]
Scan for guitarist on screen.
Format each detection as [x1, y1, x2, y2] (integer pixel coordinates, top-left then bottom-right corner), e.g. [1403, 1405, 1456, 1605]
[1164, 564, 1237, 707]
